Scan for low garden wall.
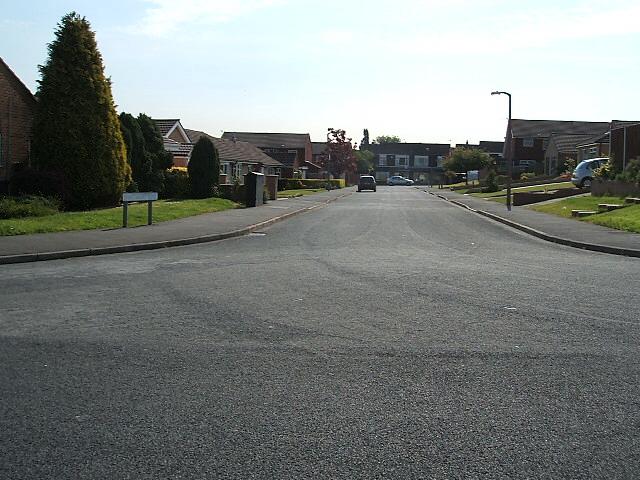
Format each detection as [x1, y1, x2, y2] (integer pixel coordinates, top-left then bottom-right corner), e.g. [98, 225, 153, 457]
[592, 180, 640, 197]
[512, 187, 584, 206]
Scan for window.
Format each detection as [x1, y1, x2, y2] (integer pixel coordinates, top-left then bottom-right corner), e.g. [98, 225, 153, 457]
[233, 163, 242, 179]
[386, 154, 396, 167]
[379, 155, 386, 167]
[397, 155, 409, 166]
[414, 155, 428, 167]
[523, 137, 534, 148]
[436, 156, 444, 167]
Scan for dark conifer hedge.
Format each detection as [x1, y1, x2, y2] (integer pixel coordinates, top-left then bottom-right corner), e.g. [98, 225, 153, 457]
[32, 12, 130, 209]
[188, 137, 220, 198]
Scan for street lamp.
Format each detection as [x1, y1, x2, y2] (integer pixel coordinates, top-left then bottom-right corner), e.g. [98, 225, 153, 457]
[326, 128, 332, 190]
[491, 91, 512, 211]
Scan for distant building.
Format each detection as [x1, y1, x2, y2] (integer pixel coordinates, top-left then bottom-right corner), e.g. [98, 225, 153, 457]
[503, 119, 610, 174]
[153, 119, 193, 167]
[365, 143, 452, 182]
[222, 132, 312, 178]
[0, 57, 37, 192]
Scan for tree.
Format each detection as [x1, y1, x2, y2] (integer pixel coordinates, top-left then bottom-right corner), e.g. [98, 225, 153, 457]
[361, 129, 370, 147]
[355, 149, 375, 174]
[319, 129, 357, 178]
[119, 113, 173, 192]
[374, 135, 402, 144]
[32, 12, 130, 209]
[444, 148, 492, 177]
[188, 136, 219, 198]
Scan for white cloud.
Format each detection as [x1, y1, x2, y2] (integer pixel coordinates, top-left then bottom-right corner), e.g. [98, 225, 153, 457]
[131, 0, 285, 37]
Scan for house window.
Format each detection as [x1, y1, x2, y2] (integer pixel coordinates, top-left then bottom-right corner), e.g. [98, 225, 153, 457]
[436, 156, 444, 167]
[523, 137, 534, 148]
[378, 155, 386, 167]
[397, 155, 408, 166]
[233, 163, 242, 179]
[220, 163, 229, 175]
[414, 156, 428, 167]
[386, 154, 396, 167]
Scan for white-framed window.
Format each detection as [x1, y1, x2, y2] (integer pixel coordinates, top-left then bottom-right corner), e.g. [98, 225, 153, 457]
[523, 137, 534, 148]
[220, 163, 230, 175]
[378, 154, 386, 167]
[397, 155, 409, 166]
[414, 155, 428, 167]
[233, 163, 242, 178]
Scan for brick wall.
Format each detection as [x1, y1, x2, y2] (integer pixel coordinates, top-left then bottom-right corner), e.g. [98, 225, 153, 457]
[0, 59, 37, 184]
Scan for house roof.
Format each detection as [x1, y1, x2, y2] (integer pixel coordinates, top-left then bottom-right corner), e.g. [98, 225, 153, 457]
[478, 141, 504, 153]
[0, 57, 37, 106]
[510, 119, 610, 138]
[611, 120, 640, 130]
[364, 143, 452, 156]
[548, 133, 593, 153]
[186, 129, 283, 167]
[222, 132, 311, 149]
[262, 150, 297, 167]
[154, 119, 181, 137]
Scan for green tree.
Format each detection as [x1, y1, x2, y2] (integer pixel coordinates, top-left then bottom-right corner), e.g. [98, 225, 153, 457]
[355, 149, 375, 174]
[444, 148, 492, 176]
[32, 12, 130, 209]
[188, 136, 219, 198]
[119, 113, 173, 192]
[374, 135, 402, 144]
[361, 129, 370, 147]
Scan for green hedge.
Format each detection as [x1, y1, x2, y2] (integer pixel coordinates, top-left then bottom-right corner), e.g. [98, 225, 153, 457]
[278, 178, 345, 190]
[0, 196, 61, 219]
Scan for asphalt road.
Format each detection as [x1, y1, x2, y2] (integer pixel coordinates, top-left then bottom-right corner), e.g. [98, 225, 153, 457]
[2, 186, 639, 479]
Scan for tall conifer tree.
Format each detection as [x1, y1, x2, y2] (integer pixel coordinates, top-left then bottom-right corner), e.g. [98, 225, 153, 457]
[32, 12, 130, 209]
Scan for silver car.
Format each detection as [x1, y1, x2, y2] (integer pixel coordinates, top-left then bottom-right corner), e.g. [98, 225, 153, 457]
[387, 175, 414, 186]
[571, 158, 607, 189]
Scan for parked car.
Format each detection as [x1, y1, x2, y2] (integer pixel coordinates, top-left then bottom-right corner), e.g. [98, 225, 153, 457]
[357, 175, 377, 192]
[387, 176, 414, 186]
[571, 158, 608, 189]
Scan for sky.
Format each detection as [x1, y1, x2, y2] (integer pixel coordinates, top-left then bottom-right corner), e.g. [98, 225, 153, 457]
[2, 0, 639, 146]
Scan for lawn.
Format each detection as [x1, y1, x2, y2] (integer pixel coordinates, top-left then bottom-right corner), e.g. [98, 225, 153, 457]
[278, 188, 326, 198]
[0, 197, 238, 236]
[530, 195, 640, 233]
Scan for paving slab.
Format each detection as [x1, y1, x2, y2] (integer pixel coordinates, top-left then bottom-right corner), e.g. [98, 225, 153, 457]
[422, 187, 640, 257]
[0, 189, 353, 264]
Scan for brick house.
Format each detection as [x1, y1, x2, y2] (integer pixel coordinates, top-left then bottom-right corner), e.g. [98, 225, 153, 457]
[153, 119, 193, 167]
[544, 133, 593, 174]
[185, 129, 283, 183]
[365, 142, 452, 183]
[610, 122, 640, 172]
[222, 132, 312, 178]
[503, 119, 610, 174]
[0, 57, 37, 192]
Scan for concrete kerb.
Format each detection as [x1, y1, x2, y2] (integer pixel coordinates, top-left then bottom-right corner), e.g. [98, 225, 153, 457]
[427, 191, 640, 258]
[0, 191, 353, 265]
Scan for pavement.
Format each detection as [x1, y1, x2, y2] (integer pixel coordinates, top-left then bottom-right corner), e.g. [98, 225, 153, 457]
[1, 185, 639, 265]
[423, 186, 640, 257]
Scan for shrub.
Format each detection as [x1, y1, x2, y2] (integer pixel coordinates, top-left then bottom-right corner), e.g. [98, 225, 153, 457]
[277, 178, 344, 191]
[9, 167, 71, 205]
[520, 172, 536, 181]
[481, 170, 500, 193]
[188, 136, 220, 198]
[614, 158, 640, 183]
[593, 160, 615, 181]
[0, 196, 61, 219]
[162, 169, 190, 199]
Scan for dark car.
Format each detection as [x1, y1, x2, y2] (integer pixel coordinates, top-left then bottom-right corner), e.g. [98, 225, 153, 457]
[358, 175, 377, 192]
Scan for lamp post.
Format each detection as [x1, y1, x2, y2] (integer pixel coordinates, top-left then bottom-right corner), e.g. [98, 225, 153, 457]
[491, 91, 512, 211]
[326, 128, 332, 190]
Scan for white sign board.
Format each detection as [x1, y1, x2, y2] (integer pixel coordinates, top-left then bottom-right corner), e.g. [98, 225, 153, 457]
[467, 170, 479, 181]
[122, 192, 158, 202]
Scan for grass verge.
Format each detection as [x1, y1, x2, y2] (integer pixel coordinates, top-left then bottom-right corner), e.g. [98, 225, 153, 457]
[0, 197, 238, 236]
[278, 188, 326, 198]
[530, 195, 640, 233]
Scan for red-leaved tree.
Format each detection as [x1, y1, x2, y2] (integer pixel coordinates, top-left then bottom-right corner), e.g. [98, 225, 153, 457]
[320, 128, 357, 178]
